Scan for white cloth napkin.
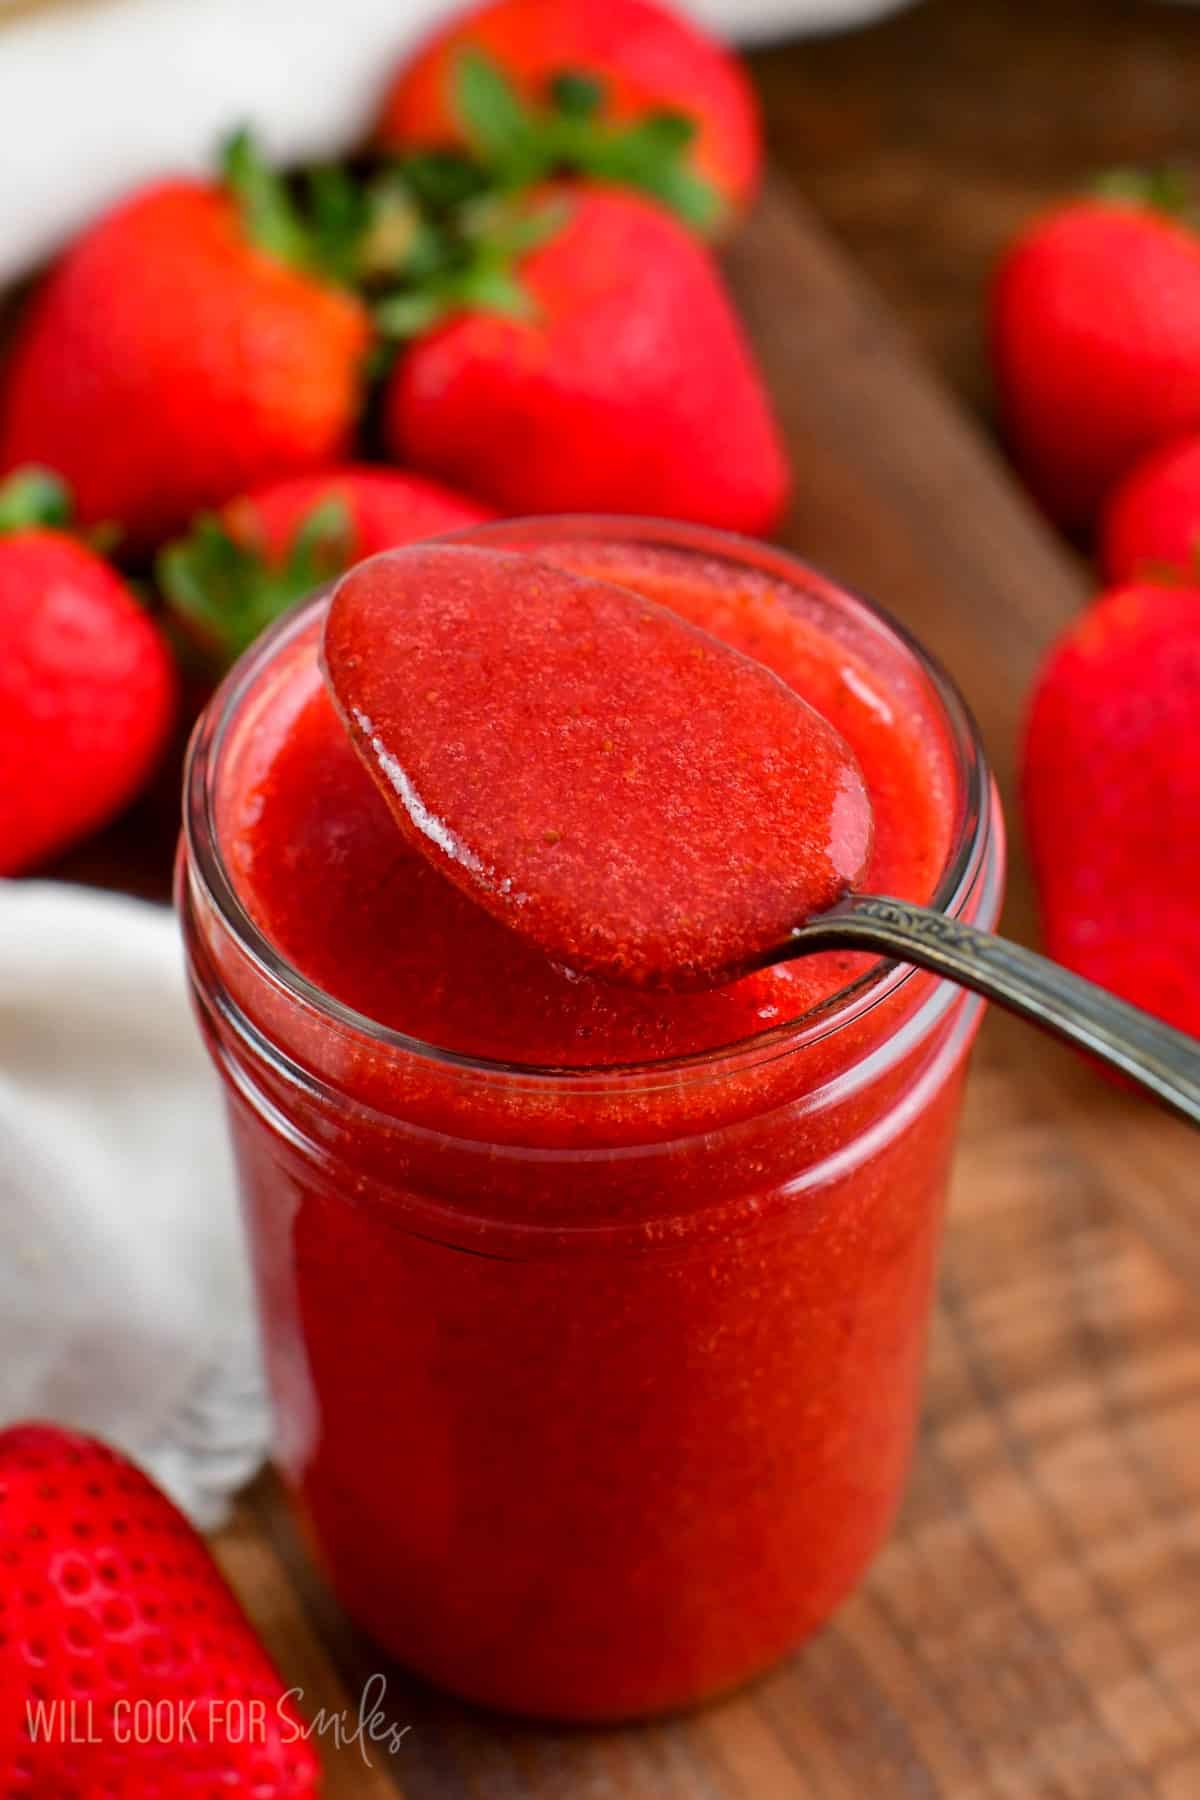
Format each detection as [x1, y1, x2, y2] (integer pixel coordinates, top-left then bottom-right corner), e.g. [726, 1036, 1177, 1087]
[0, 880, 269, 1528]
[0, 0, 917, 286]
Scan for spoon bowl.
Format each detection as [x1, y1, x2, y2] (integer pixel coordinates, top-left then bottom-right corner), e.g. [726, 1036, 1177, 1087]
[321, 539, 1200, 1126]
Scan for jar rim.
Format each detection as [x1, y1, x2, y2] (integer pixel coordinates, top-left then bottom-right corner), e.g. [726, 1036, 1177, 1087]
[182, 514, 996, 1086]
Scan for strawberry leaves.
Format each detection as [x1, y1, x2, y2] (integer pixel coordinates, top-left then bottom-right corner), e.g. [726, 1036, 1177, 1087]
[220, 127, 566, 341]
[549, 71, 606, 120]
[222, 128, 315, 270]
[369, 174, 569, 340]
[456, 50, 545, 179]
[219, 44, 724, 345]
[1093, 165, 1195, 222]
[158, 496, 354, 668]
[0, 466, 71, 535]
[222, 130, 386, 290]
[451, 50, 726, 235]
[577, 112, 721, 236]
[0, 466, 122, 557]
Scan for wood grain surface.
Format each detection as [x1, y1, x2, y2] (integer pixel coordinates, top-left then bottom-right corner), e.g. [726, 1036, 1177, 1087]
[196, 176, 1200, 1797]
[750, 0, 1200, 432]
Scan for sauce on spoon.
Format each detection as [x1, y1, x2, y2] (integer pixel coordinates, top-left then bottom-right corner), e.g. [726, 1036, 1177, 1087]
[321, 543, 872, 989]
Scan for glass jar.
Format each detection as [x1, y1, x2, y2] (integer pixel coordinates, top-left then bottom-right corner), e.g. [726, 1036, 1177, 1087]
[179, 518, 1004, 1722]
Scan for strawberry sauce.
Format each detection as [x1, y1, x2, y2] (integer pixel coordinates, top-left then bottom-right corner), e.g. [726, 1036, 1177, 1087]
[183, 522, 1000, 1719]
[321, 543, 872, 988]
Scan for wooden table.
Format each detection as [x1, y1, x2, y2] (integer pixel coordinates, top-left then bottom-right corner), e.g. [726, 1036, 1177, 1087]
[751, 0, 1200, 429]
[39, 8, 1200, 1793]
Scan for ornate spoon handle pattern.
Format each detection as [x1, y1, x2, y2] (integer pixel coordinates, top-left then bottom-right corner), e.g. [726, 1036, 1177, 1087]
[758, 895, 1200, 1127]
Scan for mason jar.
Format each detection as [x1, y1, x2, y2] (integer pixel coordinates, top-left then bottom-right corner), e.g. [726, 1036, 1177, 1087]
[179, 518, 1004, 1721]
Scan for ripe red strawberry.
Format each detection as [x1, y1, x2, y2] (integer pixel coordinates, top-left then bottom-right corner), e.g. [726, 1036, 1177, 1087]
[1101, 433, 1200, 584]
[0, 469, 176, 874]
[0, 1422, 320, 1798]
[1022, 581, 1200, 1043]
[0, 136, 371, 555]
[159, 464, 493, 670]
[373, 0, 761, 235]
[991, 180, 1200, 529]
[385, 183, 789, 531]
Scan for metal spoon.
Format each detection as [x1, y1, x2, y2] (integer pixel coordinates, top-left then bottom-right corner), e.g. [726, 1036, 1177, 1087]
[750, 895, 1200, 1127]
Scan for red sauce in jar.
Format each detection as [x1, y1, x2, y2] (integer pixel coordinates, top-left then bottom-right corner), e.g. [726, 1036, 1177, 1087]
[191, 530, 989, 1718]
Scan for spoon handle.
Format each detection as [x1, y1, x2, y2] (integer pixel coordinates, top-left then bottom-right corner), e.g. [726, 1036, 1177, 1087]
[781, 895, 1200, 1127]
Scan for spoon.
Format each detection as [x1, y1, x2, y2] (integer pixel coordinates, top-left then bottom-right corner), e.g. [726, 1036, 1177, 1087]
[322, 542, 874, 988]
[323, 543, 1200, 1126]
[756, 894, 1200, 1127]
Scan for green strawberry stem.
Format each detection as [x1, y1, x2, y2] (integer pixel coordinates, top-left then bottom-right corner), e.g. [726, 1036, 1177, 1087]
[221, 131, 389, 290]
[158, 497, 353, 670]
[549, 71, 606, 120]
[0, 466, 71, 535]
[451, 49, 726, 236]
[370, 183, 570, 339]
[1093, 165, 1195, 221]
[219, 77, 718, 344]
[219, 127, 562, 336]
[222, 129, 315, 269]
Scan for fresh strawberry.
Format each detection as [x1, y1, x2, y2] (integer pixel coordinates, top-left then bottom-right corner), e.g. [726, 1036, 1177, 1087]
[990, 174, 1200, 529]
[1022, 581, 1200, 1044]
[205, 465, 494, 565]
[385, 183, 789, 531]
[373, 0, 761, 235]
[0, 1423, 319, 1798]
[159, 464, 493, 670]
[0, 135, 371, 554]
[1101, 433, 1200, 584]
[0, 469, 176, 874]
